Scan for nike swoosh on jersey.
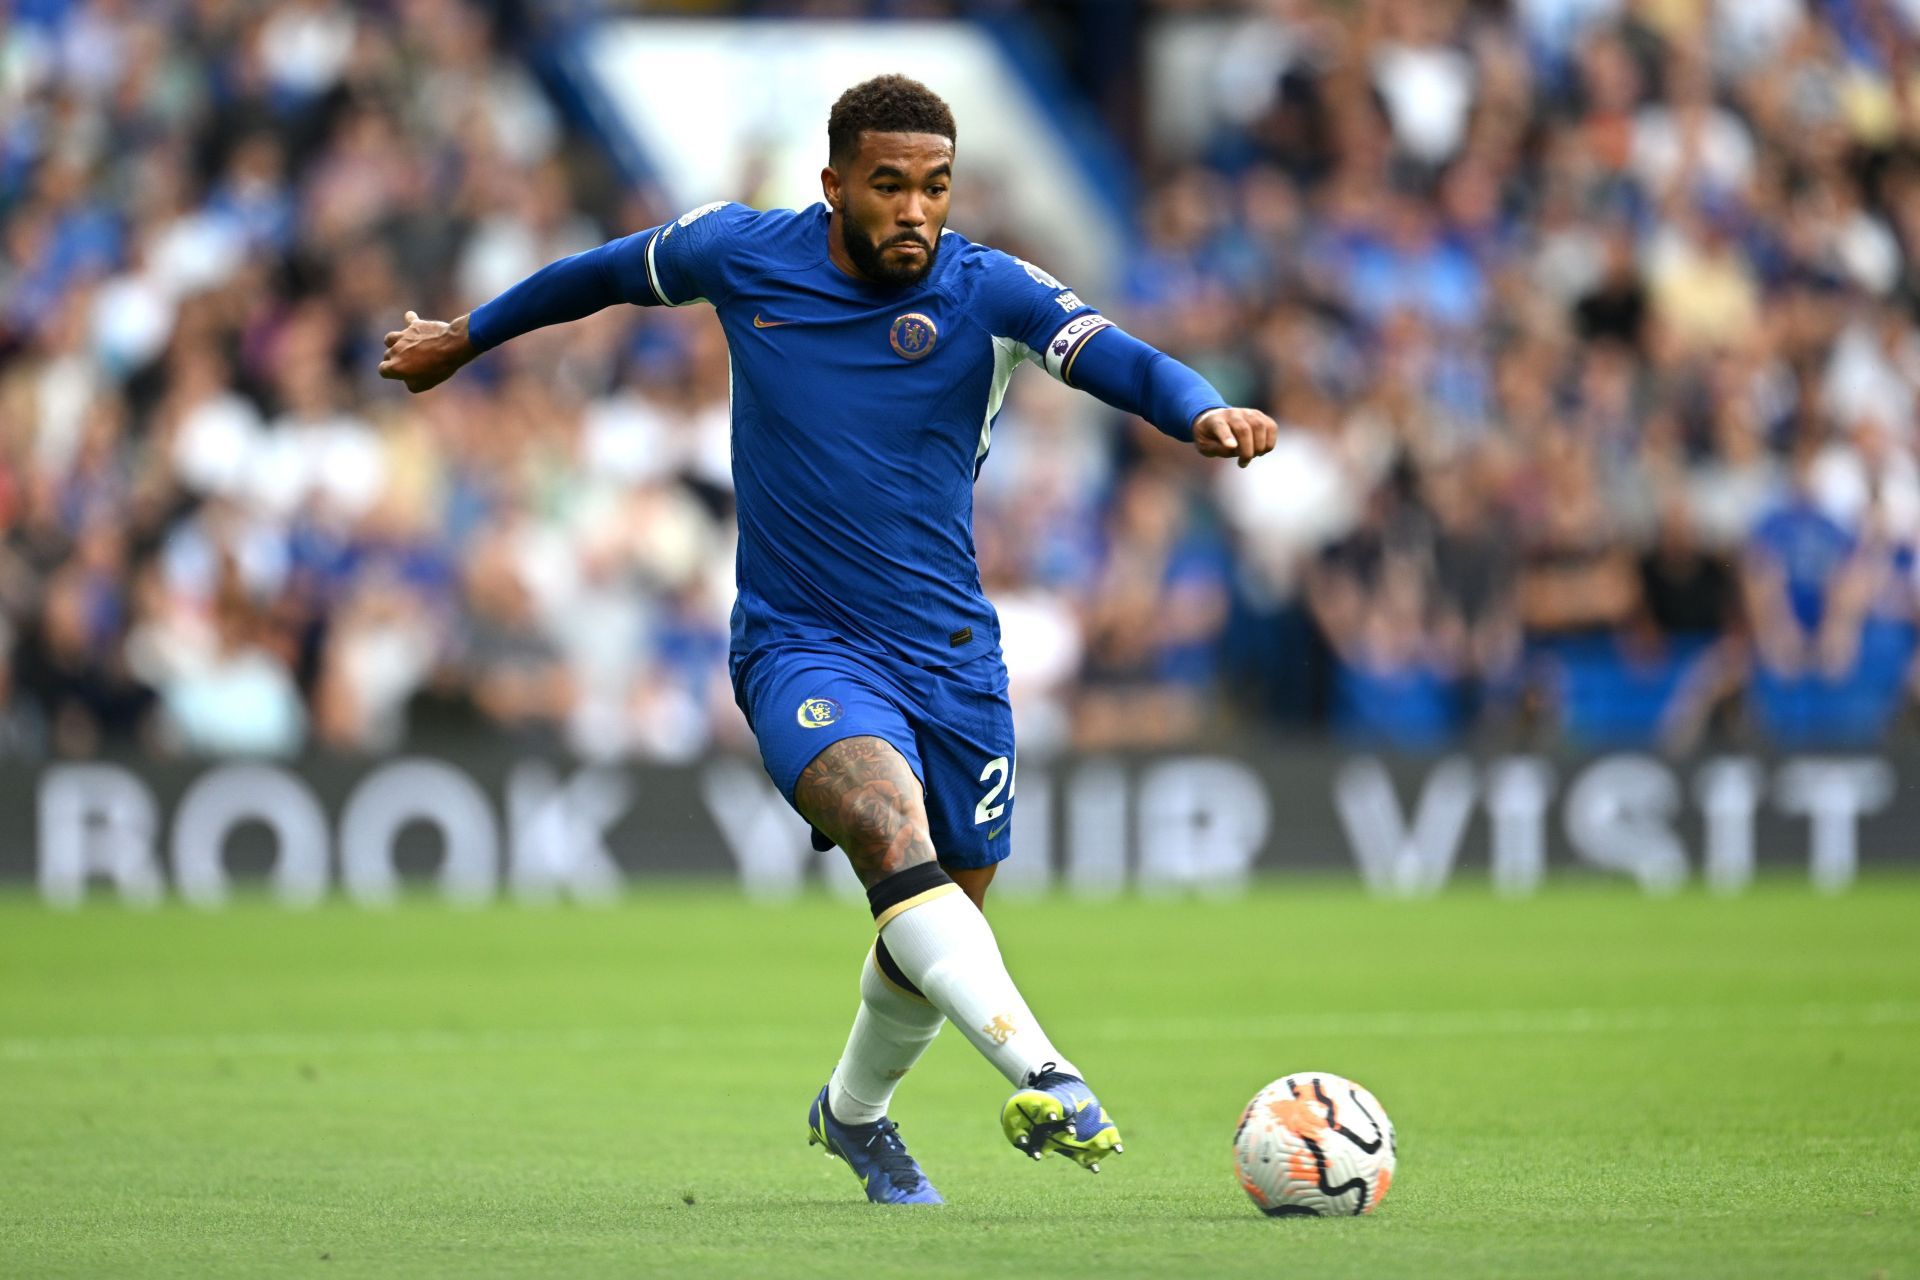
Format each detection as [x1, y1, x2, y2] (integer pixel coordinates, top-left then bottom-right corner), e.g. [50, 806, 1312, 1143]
[753, 313, 795, 328]
[987, 820, 1009, 840]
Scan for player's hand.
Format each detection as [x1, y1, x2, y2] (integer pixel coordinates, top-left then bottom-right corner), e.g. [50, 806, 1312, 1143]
[378, 311, 477, 394]
[1192, 407, 1278, 469]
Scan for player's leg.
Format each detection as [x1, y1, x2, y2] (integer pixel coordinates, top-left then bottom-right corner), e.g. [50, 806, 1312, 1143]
[822, 799, 989, 1142]
[806, 932, 947, 1205]
[938, 861, 1121, 1172]
[796, 734, 1088, 1090]
[826, 864, 986, 1127]
[796, 732, 947, 1135]
[912, 660, 1121, 1172]
[735, 646, 948, 1203]
[824, 939, 942, 1127]
[826, 861, 998, 1125]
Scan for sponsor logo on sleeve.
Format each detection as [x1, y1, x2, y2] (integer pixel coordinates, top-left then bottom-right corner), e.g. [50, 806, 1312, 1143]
[1054, 290, 1084, 313]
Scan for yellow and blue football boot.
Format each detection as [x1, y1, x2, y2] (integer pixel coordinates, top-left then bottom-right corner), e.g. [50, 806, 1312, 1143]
[1001, 1068, 1123, 1172]
[807, 1085, 943, 1205]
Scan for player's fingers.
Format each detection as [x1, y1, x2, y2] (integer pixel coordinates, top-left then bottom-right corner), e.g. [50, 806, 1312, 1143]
[1206, 418, 1237, 456]
[1190, 408, 1227, 457]
[1256, 414, 1279, 457]
[1236, 415, 1257, 467]
[404, 310, 419, 325]
[384, 330, 401, 347]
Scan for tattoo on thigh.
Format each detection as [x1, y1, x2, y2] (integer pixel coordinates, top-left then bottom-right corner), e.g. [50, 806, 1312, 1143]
[794, 736, 935, 885]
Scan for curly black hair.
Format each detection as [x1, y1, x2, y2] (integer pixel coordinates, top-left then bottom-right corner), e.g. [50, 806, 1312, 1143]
[827, 75, 956, 167]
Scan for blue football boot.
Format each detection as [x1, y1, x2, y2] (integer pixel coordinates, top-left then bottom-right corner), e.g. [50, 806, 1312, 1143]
[1001, 1067, 1123, 1172]
[807, 1085, 943, 1205]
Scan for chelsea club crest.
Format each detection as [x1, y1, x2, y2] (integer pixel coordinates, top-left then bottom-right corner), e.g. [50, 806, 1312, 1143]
[796, 697, 843, 728]
[889, 312, 938, 360]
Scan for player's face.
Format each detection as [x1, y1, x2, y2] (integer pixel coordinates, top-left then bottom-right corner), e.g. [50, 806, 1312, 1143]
[828, 132, 952, 288]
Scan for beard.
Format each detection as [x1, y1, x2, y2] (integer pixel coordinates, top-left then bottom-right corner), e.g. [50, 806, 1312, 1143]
[842, 218, 939, 288]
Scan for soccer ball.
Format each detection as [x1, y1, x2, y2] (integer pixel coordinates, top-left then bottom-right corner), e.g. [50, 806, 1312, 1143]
[1233, 1071, 1396, 1217]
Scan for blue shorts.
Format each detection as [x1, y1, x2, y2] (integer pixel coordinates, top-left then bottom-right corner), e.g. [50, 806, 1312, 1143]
[730, 641, 1016, 869]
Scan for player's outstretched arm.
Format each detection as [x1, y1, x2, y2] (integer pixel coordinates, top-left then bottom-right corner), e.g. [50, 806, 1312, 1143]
[1062, 324, 1277, 468]
[378, 222, 686, 394]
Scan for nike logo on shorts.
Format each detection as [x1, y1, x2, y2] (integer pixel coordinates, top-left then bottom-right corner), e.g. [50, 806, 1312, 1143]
[753, 313, 794, 328]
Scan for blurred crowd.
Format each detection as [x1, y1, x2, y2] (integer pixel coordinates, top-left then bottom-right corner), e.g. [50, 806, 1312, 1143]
[1112, 0, 1920, 753]
[2, 0, 1919, 764]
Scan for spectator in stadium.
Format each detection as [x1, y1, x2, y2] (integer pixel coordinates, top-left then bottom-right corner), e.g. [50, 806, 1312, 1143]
[1075, 468, 1233, 749]
[1832, 499, 1920, 733]
[1746, 434, 1860, 682]
[1424, 449, 1520, 727]
[1636, 496, 1747, 750]
[1306, 467, 1467, 747]
[461, 525, 572, 748]
[977, 518, 1084, 761]
[1516, 434, 1640, 648]
[12, 557, 154, 757]
[1740, 431, 1897, 745]
[142, 569, 308, 758]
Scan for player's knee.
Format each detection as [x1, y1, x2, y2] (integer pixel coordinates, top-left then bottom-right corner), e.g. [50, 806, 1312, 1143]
[831, 791, 934, 876]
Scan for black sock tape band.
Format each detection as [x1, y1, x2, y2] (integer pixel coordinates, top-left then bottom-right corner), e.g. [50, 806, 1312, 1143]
[872, 937, 926, 999]
[866, 861, 956, 925]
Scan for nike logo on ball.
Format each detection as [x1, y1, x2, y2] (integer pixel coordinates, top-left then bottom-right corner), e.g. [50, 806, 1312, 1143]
[753, 314, 794, 328]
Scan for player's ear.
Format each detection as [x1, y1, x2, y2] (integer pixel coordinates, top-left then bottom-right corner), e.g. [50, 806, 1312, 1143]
[821, 165, 842, 211]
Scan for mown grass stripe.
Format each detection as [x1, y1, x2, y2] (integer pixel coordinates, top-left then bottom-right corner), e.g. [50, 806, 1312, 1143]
[4, 1000, 1914, 1063]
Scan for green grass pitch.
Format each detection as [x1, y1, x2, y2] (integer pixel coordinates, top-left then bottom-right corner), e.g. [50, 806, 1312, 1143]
[2, 879, 1917, 1278]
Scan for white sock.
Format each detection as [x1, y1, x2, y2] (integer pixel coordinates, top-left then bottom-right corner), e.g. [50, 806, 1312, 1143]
[826, 945, 945, 1125]
[877, 884, 1080, 1087]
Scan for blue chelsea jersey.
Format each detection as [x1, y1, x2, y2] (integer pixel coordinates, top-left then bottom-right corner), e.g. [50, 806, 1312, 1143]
[629, 201, 1112, 670]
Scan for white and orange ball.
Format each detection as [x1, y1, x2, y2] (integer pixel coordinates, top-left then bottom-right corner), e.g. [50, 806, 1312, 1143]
[1233, 1071, 1397, 1217]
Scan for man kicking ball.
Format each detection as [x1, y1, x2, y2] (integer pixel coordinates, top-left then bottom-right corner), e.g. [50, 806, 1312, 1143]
[379, 73, 1277, 1204]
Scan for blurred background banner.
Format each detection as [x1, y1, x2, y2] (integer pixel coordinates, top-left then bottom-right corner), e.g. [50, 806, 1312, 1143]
[10, 739, 1911, 904]
[5, 0, 1920, 901]
[562, 18, 1130, 291]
